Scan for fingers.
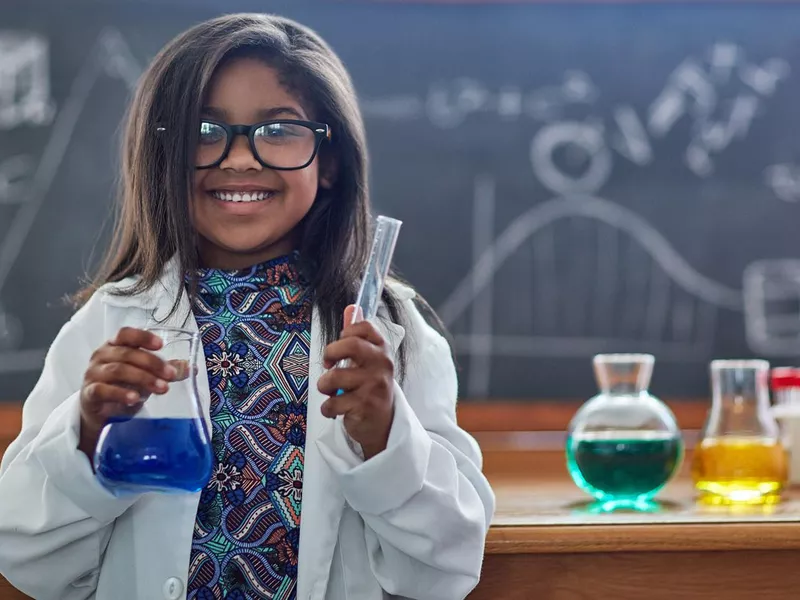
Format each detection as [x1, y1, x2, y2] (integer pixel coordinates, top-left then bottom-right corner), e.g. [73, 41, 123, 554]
[339, 320, 384, 345]
[323, 337, 391, 371]
[92, 345, 177, 381]
[317, 367, 365, 397]
[87, 362, 170, 396]
[83, 381, 143, 409]
[322, 329, 389, 370]
[80, 329, 182, 440]
[110, 327, 164, 351]
[78, 381, 143, 456]
[343, 304, 364, 326]
[320, 393, 360, 419]
[82, 329, 179, 423]
[321, 308, 387, 370]
[167, 359, 190, 381]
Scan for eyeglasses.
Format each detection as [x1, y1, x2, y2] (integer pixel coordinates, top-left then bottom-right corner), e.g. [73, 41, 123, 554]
[192, 119, 331, 170]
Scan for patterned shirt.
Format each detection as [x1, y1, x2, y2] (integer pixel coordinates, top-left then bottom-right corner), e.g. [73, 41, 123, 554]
[186, 253, 312, 600]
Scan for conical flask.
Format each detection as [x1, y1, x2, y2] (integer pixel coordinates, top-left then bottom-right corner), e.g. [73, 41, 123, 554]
[692, 360, 787, 506]
[94, 326, 213, 495]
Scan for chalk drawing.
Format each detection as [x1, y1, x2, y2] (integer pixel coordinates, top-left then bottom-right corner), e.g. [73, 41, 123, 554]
[0, 29, 141, 373]
[0, 32, 55, 129]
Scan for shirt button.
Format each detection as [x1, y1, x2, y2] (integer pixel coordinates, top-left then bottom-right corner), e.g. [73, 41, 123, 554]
[163, 577, 184, 600]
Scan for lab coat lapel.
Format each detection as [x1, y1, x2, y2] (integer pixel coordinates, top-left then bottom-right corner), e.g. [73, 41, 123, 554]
[296, 306, 406, 599]
[297, 307, 346, 600]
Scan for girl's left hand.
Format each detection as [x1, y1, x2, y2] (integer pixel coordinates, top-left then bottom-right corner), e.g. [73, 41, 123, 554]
[318, 306, 395, 460]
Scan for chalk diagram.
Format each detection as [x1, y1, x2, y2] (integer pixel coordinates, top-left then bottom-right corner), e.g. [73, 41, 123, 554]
[0, 29, 141, 374]
[362, 42, 800, 396]
[3, 34, 800, 395]
[441, 178, 800, 395]
[0, 32, 55, 130]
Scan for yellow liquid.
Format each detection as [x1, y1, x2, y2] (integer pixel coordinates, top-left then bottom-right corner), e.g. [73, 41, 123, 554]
[691, 437, 788, 506]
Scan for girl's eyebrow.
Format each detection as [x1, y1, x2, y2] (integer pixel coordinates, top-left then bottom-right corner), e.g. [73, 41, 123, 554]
[200, 106, 307, 121]
[256, 106, 306, 120]
[200, 106, 227, 120]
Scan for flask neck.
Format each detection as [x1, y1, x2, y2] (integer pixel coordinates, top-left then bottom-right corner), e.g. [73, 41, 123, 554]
[593, 354, 653, 396]
[711, 362, 771, 409]
[705, 360, 777, 438]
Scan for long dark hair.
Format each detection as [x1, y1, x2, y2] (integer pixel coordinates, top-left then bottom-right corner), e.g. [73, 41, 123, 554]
[76, 13, 424, 375]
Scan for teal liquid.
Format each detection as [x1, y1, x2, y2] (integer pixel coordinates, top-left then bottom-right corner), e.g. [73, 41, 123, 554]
[566, 431, 683, 505]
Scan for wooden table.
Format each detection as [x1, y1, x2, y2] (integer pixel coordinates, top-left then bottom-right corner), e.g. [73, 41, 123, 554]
[4, 414, 800, 599]
[469, 451, 800, 600]
[0, 578, 24, 599]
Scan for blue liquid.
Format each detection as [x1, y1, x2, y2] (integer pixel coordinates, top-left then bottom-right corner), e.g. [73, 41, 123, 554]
[95, 417, 212, 495]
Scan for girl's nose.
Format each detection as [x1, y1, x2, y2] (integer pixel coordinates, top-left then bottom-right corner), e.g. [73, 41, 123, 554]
[220, 134, 262, 172]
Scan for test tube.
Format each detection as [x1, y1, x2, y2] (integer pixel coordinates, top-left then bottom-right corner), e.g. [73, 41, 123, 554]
[336, 215, 402, 393]
[351, 215, 403, 325]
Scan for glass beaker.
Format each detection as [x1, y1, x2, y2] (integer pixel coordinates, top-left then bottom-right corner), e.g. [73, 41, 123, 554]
[692, 360, 788, 506]
[94, 326, 213, 496]
[566, 354, 684, 509]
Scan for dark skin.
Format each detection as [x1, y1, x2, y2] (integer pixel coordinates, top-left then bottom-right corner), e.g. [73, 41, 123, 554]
[79, 58, 395, 462]
[78, 328, 175, 459]
[317, 305, 395, 459]
[79, 309, 395, 461]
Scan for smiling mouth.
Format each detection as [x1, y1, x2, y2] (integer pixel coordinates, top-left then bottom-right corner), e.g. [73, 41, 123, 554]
[210, 190, 277, 203]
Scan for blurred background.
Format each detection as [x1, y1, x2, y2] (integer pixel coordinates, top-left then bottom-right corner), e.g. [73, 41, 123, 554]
[3, 0, 800, 404]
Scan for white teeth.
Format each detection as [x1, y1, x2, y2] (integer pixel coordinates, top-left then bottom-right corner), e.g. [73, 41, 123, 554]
[211, 191, 273, 202]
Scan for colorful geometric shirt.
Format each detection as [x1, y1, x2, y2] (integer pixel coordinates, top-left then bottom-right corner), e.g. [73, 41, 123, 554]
[186, 253, 311, 600]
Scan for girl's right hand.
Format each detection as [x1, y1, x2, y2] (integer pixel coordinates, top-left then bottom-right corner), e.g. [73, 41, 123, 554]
[78, 327, 177, 458]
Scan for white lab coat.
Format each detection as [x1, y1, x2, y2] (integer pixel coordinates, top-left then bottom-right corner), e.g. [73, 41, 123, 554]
[0, 259, 494, 600]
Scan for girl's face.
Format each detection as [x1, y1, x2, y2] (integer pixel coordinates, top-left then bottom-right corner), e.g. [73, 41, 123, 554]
[192, 57, 331, 269]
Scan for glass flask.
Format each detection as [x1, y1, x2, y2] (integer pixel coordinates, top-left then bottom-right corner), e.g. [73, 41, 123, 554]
[94, 326, 213, 496]
[692, 360, 788, 506]
[566, 354, 684, 508]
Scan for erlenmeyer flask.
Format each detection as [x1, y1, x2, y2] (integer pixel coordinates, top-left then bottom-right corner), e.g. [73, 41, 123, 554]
[94, 326, 213, 495]
[692, 360, 788, 506]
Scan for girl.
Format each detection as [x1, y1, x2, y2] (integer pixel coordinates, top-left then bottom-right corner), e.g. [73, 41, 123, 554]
[0, 12, 494, 600]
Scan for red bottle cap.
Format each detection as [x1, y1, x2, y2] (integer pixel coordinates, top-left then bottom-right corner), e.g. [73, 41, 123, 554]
[771, 367, 800, 389]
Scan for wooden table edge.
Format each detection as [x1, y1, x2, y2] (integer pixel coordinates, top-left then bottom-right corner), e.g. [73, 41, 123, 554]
[486, 521, 800, 554]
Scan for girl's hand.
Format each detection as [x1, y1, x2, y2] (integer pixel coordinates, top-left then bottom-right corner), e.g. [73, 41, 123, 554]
[318, 306, 395, 460]
[78, 327, 177, 458]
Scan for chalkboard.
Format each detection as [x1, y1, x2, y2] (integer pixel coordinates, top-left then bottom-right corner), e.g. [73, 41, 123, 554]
[3, 0, 800, 402]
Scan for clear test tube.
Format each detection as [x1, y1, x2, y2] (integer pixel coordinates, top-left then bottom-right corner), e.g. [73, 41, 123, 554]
[349, 215, 403, 325]
[336, 215, 402, 393]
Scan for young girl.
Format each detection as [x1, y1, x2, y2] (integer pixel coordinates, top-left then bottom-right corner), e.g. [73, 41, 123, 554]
[0, 12, 493, 600]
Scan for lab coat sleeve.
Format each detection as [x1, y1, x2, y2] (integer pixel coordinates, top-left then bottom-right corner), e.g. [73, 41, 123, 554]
[0, 296, 139, 600]
[316, 305, 496, 600]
